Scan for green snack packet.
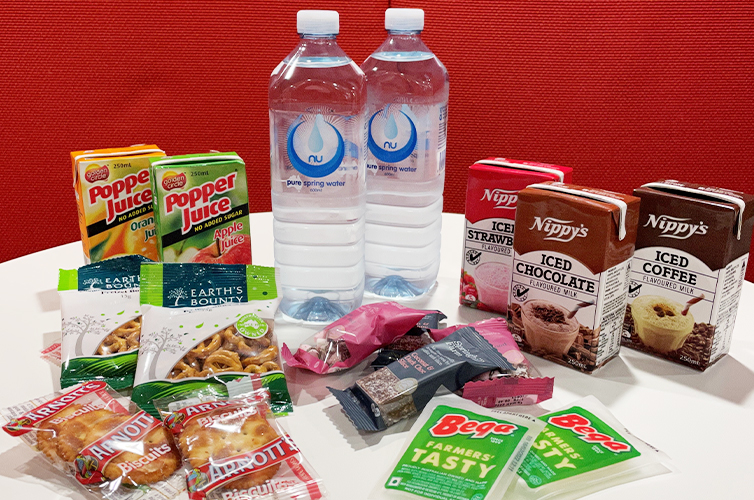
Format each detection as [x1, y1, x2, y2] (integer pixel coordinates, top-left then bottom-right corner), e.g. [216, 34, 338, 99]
[132, 263, 291, 418]
[507, 396, 671, 499]
[377, 395, 544, 500]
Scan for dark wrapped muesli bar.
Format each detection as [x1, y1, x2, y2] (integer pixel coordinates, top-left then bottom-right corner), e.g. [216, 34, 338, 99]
[329, 326, 513, 431]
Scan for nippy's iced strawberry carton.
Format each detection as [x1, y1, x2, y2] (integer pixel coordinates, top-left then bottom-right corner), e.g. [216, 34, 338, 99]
[461, 159, 573, 314]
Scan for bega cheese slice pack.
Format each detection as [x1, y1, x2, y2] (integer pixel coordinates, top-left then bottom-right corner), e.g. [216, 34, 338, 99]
[373, 394, 545, 500]
[504, 395, 671, 499]
[1, 381, 185, 500]
[132, 263, 291, 418]
[59, 255, 152, 391]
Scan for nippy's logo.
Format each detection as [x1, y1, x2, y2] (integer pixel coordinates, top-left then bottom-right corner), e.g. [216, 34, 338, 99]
[644, 214, 708, 240]
[529, 217, 588, 242]
[547, 413, 631, 453]
[88, 170, 152, 224]
[481, 189, 517, 209]
[429, 414, 518, 439]
[164, 172, 237, 234]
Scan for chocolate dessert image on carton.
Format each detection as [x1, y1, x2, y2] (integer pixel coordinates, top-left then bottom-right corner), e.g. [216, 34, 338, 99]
[508, 182, 640, 373]
[461, 159, 573, 314]
[622, 180, 754, 370]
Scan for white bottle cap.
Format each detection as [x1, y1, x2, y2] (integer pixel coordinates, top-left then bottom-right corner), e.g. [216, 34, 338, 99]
[385, 8, 424, 31]
[297, 10, 339, 35]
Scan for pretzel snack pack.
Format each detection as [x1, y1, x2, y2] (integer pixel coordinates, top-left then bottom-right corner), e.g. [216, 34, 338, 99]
[71, 145, 165, 263]
[133, 263, 291, 418]
[1, 382, 184, 500]
[158, 394, 325, 500]
[59, 255, 151, 390]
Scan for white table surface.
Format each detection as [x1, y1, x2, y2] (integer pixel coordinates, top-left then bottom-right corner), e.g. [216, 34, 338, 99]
[1, 212, 753, 499]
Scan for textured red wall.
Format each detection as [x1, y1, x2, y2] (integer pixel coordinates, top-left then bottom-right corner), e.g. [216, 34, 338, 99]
[2, 1, 754, 279]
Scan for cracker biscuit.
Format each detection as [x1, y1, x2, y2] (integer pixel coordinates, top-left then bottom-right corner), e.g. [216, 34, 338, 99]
[36, 404, 89, 461]
[179, 408, 281, 489]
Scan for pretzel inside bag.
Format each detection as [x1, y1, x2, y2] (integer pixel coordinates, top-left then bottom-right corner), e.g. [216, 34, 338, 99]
[96, 316, 142, 355]
[168, 321, 280, 380]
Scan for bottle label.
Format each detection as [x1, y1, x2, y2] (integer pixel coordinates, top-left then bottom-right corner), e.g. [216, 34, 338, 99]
[366, 103, 447, 180]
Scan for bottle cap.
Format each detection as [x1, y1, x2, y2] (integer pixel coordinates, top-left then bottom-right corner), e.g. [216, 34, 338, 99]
[297, 10, 339, 35]
[385, 8, 424, 31]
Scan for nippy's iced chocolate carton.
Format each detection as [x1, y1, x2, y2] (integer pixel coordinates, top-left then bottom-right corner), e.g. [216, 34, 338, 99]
[509, 182, 640, 373]
[622, 180, 754, 370]
[71, 145, 165, 263]
[461, 159, 573, 313]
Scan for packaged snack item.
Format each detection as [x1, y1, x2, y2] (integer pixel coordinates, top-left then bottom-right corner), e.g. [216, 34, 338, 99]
[1, 381, 184, 499]
[507, 396, 671, 500]
[282, 302, 443, 375]
[374, 395, 544, 500]
[461, 158, 573, 314]
[370, 312, 446, 369]
[59, 255, 150, 390]
[623, 180, 754, 370]
[150, 152, 252, 264]
[132, 263, 291, 418]
[71, 144, 165, 262]
[40, 341, 62, 367]
[157, 393, 325, 500]
[508, 182, 640, 373]
[329, 326, 514, 431]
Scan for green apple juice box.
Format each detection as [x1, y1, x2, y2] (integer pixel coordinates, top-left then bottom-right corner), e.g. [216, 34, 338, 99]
[149, 152, 252, 264]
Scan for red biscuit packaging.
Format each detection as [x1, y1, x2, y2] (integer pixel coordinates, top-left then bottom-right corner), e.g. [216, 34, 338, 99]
[157, 392, 325, 500]
[461, 158, 573, 314]
[1, 382, 184, 499]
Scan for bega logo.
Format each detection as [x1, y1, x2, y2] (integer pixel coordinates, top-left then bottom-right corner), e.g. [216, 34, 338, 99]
[481, 189, 518, 209]
[165, 172, 237, 234]
[644, 214, 708, 240]
[88, 170, 152, 224]
[429, 414, 518, 439]
[529, 217, 588, 242]
[548, 413, 632, 453]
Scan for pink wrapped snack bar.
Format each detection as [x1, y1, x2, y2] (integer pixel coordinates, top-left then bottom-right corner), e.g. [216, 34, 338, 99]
[282, 302, 442, 375]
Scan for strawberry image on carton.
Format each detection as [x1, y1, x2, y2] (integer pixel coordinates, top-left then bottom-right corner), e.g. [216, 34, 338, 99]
[71, 145, 165, 263]
[461, 159, 573, 314]
[150, 152, 252, 264]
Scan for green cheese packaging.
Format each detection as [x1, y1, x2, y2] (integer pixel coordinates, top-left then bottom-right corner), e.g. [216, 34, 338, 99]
[506, 396, 671, 499]
[375, 395, 545, 500]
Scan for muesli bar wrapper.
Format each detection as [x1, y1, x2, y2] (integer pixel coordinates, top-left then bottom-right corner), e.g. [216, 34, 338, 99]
[329, 326, 514, 431]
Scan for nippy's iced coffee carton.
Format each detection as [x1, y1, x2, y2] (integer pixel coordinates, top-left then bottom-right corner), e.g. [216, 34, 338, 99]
[71, 145, 165, 263]
[509, 182, 640, 373]
[622, 180, 754, 370]
[150, 152, 252, 264]
[461, 159, 573, 313]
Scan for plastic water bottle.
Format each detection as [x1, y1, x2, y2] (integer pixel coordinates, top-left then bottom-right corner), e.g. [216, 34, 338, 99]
[361, 8, 448, 298]
[269, 10, 367, 322]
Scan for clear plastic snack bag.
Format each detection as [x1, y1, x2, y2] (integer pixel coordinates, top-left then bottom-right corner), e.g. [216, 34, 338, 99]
[132, 263, 291, 418]
[1, 381, 185, 499]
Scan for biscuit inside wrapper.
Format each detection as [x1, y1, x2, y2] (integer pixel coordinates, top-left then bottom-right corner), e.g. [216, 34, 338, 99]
[1, 382, 184, 499]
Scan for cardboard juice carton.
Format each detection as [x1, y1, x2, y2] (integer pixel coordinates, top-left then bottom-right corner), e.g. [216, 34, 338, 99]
[150, 152, 252, 264]
[461, 158, 573, 314]
[71, 145, 165, 262]
[509, 182, 640, 373]
[623, 180, 754, 370]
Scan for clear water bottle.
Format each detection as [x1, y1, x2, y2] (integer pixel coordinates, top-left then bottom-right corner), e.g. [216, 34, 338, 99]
[361, 8, 448, 298]
[269, 10, 367, 322]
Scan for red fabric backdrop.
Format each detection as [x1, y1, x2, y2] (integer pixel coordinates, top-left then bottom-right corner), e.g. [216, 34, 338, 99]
[2, 1, 753, 279]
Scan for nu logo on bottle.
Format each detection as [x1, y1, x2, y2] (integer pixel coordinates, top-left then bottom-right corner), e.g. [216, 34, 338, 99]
[368, 104, 418, 163]
[287, 114, 345, 178]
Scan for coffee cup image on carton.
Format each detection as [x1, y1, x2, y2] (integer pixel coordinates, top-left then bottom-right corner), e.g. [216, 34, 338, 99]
[630, 295, 695, 353]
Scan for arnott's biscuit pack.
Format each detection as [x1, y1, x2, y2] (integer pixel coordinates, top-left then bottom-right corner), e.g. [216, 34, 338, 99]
[508, 182, 640, 373]
[132, 263, 291, 418]
[71, 145, 165, 263]
[622, 180, 754, 370]
[149, 153, 252, 264]
[1, 381, 185, 500]
[461, 159, 573, 314]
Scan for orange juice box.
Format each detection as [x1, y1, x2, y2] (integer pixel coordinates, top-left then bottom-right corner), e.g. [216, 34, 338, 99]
[71, 145, 165, 262]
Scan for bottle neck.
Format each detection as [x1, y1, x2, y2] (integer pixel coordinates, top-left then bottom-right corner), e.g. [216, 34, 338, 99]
[387, 30, 422, 37]
[299, 34, 338, 40]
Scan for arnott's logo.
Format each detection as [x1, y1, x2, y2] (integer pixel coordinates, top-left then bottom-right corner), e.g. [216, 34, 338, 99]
[481, 188, 517, 208]
[529, 217, 588, 242]
[644, 214, 708, 240]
